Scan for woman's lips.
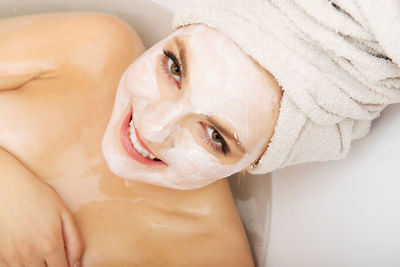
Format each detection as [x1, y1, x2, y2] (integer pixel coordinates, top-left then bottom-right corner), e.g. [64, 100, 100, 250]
[120, 108, 167, 166]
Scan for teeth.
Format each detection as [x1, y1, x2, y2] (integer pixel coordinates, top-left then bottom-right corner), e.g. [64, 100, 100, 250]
[128, 119, 157, 160]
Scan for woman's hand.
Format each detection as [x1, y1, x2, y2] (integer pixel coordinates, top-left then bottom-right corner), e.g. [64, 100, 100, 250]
[0, 149, 84, 267]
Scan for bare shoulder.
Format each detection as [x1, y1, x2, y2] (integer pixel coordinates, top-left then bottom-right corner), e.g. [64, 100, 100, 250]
[0, 12, 145, 91]
[203, 180, 255, 267]
[0, 12, 145, 55]
[44, 12, 146, 58]
[173, 179, 255, 267]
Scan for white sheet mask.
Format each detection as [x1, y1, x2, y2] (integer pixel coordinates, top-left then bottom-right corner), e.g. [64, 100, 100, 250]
[102, 24, 279, 189]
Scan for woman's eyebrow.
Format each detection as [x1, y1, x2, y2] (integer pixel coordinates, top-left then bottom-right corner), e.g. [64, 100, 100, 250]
[205, 116, 246, 153]
[173, 37, 188, 80]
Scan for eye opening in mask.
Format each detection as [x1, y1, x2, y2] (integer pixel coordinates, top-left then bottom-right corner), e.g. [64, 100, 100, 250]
[160, 36, 188, 89]
[161, 50, 183, 88]
[200, 122, 229, 155]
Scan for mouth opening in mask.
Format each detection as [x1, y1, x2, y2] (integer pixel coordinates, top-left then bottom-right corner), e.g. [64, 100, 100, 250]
[120, 107, 167, 166]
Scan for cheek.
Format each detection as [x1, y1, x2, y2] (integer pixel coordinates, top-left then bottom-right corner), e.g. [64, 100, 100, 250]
[159, 129, 252, 188]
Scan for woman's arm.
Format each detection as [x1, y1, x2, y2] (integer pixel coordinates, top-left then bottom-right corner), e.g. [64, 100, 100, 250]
[0, 146, 84, 267]
[0, 61, 56, 92]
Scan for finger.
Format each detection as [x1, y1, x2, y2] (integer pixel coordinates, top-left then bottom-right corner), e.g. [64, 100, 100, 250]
[61, 211, 84, 267]
[2, 252, 24, 267]
[0, 257, 9, 267]
[15, 242, 45, 267]
[0, 255, 6, 266]
[43, 230, 69, 267]
[2, 258, 23, 267]
[21, 257, 47, 267]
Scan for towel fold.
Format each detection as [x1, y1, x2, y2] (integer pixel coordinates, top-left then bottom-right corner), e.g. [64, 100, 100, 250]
[172, 0, 400, 174]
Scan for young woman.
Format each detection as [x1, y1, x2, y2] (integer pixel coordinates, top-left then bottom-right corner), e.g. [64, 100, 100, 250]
[2, 0, 399, 266]
[0, 12, 281, 266]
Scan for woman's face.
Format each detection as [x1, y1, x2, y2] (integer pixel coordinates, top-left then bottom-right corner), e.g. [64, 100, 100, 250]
[102, 24, 281, 189]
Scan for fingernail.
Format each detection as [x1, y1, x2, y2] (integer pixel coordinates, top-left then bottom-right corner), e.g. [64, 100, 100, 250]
[74, 262, 81, 267]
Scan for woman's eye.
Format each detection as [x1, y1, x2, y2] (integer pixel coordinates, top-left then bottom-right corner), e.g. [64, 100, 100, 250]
[167, 58, 181, 81]
[206, 125, 223, 147]
[201, 123, 228, 155]
[162, 50, 183, 87]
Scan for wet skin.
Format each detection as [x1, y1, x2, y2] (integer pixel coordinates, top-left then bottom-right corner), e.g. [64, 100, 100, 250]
[0, 13, 254, 266]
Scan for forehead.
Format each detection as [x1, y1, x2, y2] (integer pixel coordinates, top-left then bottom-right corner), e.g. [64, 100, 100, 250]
[171, 25, 281, 149]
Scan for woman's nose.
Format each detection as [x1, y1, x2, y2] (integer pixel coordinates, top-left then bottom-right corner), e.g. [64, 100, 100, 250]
[138, 101, 188, 144]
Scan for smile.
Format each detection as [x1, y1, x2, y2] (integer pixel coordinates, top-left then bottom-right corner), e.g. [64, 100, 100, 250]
[120, 107, 167, 166]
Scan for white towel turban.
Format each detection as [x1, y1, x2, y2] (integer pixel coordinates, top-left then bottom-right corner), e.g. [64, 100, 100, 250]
[172, 0, 400, 174]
